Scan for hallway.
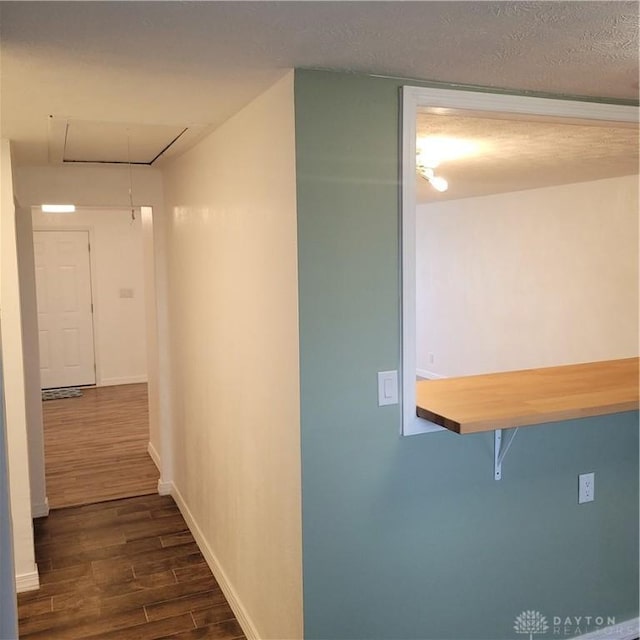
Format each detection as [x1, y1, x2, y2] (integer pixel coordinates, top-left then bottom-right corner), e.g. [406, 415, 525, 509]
[17, 385, 246, 638]
[43, 384, 159, 508]
[17, 494, 245, 639]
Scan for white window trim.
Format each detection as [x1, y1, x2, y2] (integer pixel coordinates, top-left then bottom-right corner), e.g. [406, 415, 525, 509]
[401, 86, 638, 436]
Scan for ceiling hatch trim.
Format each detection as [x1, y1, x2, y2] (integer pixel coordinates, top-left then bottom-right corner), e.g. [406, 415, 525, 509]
[47, 116, 207, 166]
[63, 127, 189, 166]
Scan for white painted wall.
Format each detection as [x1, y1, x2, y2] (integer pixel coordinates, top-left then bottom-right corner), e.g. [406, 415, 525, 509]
[0, 140, 38, 592]
[416, 175, 639, 377]
[14, 164, 164, 213]
[162, 72, 302, 640]
[15, 207, 47, 517]
[32, 207, 147, 387]
[14, 164, 168, 482]
[140, 206, 162, 473]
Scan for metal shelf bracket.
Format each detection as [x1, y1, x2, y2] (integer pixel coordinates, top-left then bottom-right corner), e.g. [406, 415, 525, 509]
[494, 427, 519, 480]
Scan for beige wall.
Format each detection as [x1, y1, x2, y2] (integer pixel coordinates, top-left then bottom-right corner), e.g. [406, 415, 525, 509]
[416, 175, 639, 377]
[31, 207, 147, 387]
[140, 206, 163, 473]
[0, 139, 38, 591]
[14, 164, 168, 482]
[15, 206, 47, 517]
[162, 72, 302, 640]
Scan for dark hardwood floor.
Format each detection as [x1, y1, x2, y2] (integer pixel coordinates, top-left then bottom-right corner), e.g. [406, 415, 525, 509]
[17, 494, 245, 640]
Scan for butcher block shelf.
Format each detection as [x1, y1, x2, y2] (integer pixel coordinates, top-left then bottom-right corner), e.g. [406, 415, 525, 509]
[416, 357, 639, 435]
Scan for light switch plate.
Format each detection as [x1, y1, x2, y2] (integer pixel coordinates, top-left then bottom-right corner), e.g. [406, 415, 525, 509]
[378, 370, 398, 406]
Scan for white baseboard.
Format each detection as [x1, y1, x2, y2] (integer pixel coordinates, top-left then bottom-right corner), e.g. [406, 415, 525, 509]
[572, 617, 639, 640]
[157, 479, 172, 496]
[15, 567, 39, 593]
[148, 443, 170, 495]
[98, 375, 148, 387]
[147, 442, 161, 472]
[32, 498, 49, 519]
[169, 482, 260, 640]
[416, 368, 446, 380]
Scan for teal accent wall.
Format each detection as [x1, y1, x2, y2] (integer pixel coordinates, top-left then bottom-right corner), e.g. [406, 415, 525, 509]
[294, 69, 639, 640]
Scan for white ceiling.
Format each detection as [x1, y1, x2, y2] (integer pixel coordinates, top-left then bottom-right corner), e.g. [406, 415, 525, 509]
[1, 1, 638, 167]
[416, 113, 639, 203]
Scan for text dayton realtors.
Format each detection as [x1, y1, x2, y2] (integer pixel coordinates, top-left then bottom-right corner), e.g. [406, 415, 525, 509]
[553, 615, 615, 633]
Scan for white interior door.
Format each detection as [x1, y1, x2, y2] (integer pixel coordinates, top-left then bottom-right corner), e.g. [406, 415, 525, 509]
[33, 230, 96, 389]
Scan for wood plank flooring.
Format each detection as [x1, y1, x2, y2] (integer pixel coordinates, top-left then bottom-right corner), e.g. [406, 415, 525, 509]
[18, 494, 245, 640]
[43, 384, 159, 508]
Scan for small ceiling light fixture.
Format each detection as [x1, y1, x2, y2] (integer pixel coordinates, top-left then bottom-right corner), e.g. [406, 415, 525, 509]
[41, 204, 76, 213]
[417, 164, 449, 192]
[416, 150, 448, 193]
[416, 136, 479, 193]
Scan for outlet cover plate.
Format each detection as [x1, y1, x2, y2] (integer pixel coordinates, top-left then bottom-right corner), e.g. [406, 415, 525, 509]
[579, 472, 595, 504]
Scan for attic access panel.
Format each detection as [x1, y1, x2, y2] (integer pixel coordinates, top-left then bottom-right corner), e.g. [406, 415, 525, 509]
[61, 120, 187, 165]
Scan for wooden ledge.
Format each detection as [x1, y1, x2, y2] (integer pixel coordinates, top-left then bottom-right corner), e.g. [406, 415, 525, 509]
[416, 358, 639, 435]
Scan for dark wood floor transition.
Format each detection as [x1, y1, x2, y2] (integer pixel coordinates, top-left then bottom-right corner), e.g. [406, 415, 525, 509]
[17, 494, 245, 640]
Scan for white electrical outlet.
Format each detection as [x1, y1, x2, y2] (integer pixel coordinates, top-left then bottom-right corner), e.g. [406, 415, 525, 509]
[578, 472, 595, 504]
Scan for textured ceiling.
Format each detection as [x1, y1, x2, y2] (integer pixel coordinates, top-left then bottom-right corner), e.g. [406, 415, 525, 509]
[416, 113, 639, 203]
[0, 1, 638, 166]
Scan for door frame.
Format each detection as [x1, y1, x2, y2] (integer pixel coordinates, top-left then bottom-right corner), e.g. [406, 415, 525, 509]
[30, 203, 173, 492]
